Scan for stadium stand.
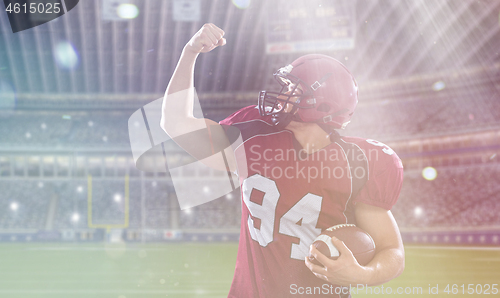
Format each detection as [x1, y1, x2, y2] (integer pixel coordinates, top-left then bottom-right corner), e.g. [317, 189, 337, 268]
[344, 91, 500, 140]
[2, 163, 499, 231]
[0, 111, 130, 148]
[1, 82, 499, 149]
[0, 181, 50, 229]
[393, 164, 500, 228]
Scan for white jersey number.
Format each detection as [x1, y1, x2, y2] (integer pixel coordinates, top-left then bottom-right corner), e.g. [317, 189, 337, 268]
[242, 174, 323, 260]
[366, 139, 394, 155]
[242, 175, 280, 247]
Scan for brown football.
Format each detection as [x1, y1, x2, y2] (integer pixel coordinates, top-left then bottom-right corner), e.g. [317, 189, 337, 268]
[308, 224, 376, 266]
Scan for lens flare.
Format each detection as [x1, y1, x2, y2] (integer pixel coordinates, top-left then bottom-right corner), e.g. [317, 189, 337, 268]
[117, 4, 139, 19]
[432, 81, 446, 91]
[114, 193, 122, 202]
[414, 206, 423, 217]
[232, 0, 251, 9]
[54, 41, 79, 70]
[422, 166, 437, 181]
[71, 213, 80, 222]
[10, 202, 19, 211]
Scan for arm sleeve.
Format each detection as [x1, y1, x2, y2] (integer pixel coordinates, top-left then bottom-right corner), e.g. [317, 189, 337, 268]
[219, 105, 259, 126]
[353, 154, 404, 210]
[170, 104, 259, 161]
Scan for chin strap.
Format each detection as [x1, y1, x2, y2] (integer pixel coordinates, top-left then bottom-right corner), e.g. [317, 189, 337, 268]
[272, 111, 342, 141]
[328, 130, 341, 142]
[313, 108, 349, 124]
[317, 123, 341, 142]
[271, 112, 293, 128]
[271, 103, 302, 128]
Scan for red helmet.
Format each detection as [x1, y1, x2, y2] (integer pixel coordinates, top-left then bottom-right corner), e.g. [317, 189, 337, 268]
[258, 54, 358, 129]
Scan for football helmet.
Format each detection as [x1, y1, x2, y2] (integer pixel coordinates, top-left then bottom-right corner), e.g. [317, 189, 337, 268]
[258, 54, 358, 129]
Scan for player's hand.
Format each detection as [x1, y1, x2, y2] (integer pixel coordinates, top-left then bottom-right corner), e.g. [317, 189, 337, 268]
[184, 23, 226, 54]
[305, 237, 371, 286]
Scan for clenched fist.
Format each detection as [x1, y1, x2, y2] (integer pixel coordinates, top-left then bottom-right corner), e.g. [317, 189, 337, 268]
[185, 23, 226, 54]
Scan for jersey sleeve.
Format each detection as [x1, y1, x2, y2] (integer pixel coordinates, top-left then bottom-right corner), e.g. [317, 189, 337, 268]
[352, 139, 404, 210]
[219, 105, 261, 126]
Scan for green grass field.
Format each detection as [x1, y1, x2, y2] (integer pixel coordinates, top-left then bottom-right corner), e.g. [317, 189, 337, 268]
[0, 243, 499, 298]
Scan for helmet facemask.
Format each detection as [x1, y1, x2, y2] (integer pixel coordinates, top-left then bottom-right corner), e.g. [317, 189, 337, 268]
[258, 66, 316, 125]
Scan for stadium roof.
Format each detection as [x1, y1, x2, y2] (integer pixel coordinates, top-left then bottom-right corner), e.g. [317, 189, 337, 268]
[0, 0, 499, 100]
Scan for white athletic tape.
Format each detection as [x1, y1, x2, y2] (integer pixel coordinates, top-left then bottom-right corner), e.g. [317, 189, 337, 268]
[316, 234, 340, 258]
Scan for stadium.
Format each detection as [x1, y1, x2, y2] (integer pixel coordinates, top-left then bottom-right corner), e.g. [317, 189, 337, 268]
[1, 0, 499, 297]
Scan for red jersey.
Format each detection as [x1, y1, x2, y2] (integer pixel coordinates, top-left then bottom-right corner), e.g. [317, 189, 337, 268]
[220, 106, 404, 298]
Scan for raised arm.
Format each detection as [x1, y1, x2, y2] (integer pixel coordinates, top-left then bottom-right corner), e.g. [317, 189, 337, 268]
[160, 24, 236, 172]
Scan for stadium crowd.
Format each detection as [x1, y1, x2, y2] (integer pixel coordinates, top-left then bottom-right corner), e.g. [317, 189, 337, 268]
[1, 163, 499, 231]
[0, 111, 130, 148]
[0, 179, 242, 230]
[1, 88, 499, 149]
[392, 164, 500, 228]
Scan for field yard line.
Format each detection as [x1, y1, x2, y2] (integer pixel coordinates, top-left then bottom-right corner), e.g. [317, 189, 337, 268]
[472, 257, 500, 262]
[406, 245, 500, 251]
[0, 272, 129, 276]
[23, 246, 185, 251]
[0, 289, 227, 294]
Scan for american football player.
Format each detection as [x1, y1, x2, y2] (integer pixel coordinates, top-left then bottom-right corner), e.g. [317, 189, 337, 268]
[161, 23, 405, 298]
